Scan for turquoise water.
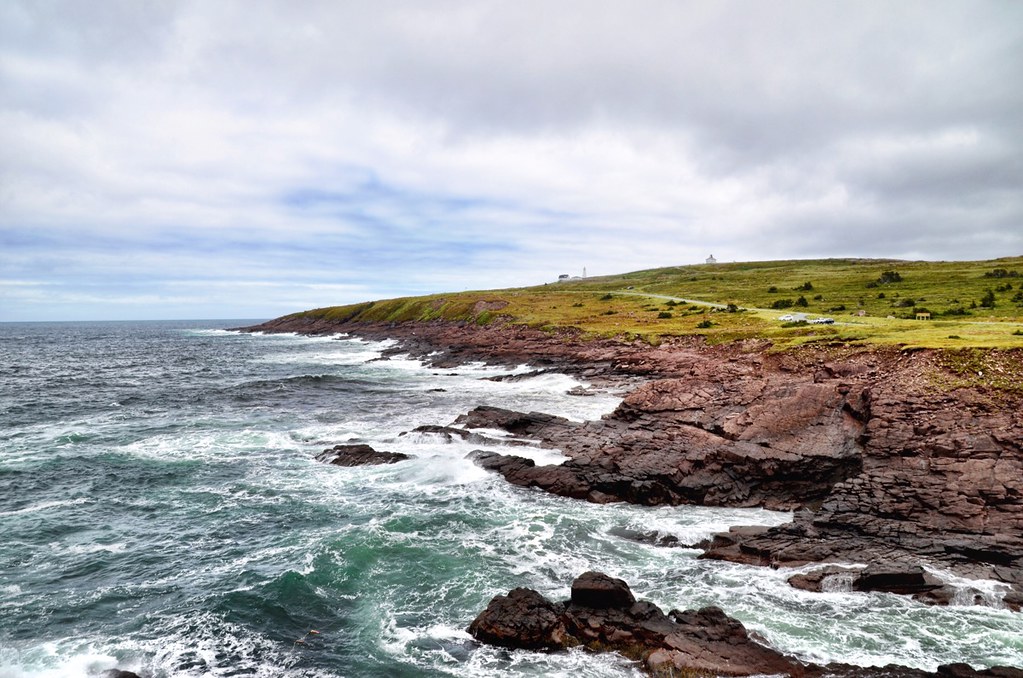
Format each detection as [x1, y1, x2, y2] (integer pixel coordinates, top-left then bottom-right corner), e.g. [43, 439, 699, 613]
[1, 321, 1020, 677]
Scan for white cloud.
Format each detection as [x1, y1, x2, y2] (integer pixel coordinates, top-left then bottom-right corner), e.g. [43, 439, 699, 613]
[1, 0, 1022, 320]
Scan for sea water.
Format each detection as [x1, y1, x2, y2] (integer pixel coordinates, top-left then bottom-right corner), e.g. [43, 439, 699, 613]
[1, 321, 1020, 677]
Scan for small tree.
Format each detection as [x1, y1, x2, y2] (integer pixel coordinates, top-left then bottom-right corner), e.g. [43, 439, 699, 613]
[795, 296, 809, 307]
[980, 289, 996, 308]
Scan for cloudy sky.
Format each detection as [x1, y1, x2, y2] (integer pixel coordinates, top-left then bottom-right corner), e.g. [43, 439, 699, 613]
[2, 1, 1022, 321]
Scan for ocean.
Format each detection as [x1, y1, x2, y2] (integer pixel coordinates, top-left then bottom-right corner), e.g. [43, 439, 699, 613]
[1, 320, 1020, 677]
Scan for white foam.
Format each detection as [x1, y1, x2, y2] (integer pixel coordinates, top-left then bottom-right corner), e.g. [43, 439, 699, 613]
[0, 497, 91, 517]
[0, 647, 125, 678]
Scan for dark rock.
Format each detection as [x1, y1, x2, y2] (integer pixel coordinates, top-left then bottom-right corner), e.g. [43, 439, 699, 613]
[103, 671, 142, 678]
[469, 573, 1023, 677]
[243, 314, 1023, 603]
[788, 566, 860, 592]
[569, 571, 636, 609]
[467, 587, 567, 650]
[854, 564, 942, 595]
[469, 572, 811, 676]
[607, 526, 684, 548]
[315, 444, 411, 466]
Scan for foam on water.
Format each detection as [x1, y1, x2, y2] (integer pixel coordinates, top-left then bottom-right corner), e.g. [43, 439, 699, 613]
[3, 322, 1022, 677]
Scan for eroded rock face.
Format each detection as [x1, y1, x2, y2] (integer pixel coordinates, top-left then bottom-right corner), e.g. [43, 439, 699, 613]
[314, 444, 411, 466]
[244, 316, 1023, 605]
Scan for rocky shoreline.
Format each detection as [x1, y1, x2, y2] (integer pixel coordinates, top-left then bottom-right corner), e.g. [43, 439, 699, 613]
[468, 571, 1022, 677]
[240, 314, 1023, 671]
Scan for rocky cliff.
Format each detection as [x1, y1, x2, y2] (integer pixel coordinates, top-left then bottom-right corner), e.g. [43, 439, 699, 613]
[241, 316, 1023, 608]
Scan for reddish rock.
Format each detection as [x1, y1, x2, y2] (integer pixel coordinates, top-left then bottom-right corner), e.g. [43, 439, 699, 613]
[242, 316, 1023, 604]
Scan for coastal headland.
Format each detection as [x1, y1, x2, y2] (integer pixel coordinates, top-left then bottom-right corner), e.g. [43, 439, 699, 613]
[239, 257, 1023, 674]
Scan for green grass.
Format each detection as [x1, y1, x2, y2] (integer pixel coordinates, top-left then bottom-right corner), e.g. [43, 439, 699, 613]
[286, 256, 1023, 350]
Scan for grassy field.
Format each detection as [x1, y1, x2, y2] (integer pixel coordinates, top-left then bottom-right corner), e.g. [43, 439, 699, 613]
[290, 256, 1023, 350]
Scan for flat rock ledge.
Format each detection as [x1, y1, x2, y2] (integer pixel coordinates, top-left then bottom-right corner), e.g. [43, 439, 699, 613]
[467, 572, 1023, 677]
[315, 443, 411, 466]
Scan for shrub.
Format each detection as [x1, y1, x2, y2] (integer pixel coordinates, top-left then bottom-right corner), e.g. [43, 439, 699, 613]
[894, 299, 916, 308]
[600, 293, 614, 301]
[771, 299, 794, 309]
[725, 303, 739, 313]
[877, 270, 903, 284]
[665, 300, 678, 306]
[571, 302, 584, 307]
[979, 289, 996, 308]
[1014, 329, 1023, 336]
[795, 296, 809, 307]
[657, 311, 673, 319]
[602, 310, 617, 315]
[767, 286, 778, 293]
[796, 281, 814, 291]
[941, 307, 971, 317]
[985, 268, 1019, 278]
[877, 292, 886, 299]
[697, 320, 714, 328]
[829, 305, 846, 312]
[812, 294, 823, 301]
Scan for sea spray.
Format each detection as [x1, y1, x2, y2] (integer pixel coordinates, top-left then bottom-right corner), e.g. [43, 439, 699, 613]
[1, 321, 1021, 677]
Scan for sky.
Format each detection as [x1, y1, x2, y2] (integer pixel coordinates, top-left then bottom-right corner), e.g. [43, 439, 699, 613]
[2, 1, 1022, 321]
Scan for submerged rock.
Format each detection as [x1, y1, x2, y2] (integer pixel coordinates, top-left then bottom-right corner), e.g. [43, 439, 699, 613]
[315, 443, 411, 466]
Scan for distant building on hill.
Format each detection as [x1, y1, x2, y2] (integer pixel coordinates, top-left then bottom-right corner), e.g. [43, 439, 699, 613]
[705, 254, 717, 264]
[557, 274, 570, 281]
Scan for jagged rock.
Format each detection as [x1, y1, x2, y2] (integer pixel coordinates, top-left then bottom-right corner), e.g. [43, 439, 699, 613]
[399, 424, 525, 446]
[466, 587, 567, 650]
[244, 315, 1023, 604]
[315, 444, 410, 466]
[468, 572, 809, 676]
[103, 671, 142, 678]
[468, 573, 1023, 677]
[607, 526, 684, 548]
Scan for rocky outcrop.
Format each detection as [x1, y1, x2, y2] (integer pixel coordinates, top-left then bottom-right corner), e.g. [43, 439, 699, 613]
[243, 315, 1023, 606]
[315, 444, 411, 466]
[469, 571, 810, 676]
[468, 572, 1023, 677]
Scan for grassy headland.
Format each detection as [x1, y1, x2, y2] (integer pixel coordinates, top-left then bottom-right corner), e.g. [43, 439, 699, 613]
[288, 256, 1023, 351]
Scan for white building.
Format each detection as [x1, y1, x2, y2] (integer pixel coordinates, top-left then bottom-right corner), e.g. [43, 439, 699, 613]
[705, 254, 717, 264]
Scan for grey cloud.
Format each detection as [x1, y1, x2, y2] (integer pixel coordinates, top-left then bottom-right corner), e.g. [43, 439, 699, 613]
[2, 0, 1022, 320]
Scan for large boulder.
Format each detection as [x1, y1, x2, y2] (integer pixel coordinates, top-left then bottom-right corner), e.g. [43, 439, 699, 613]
[467, 587, 567, 650]
[570, 571, 635, 609]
